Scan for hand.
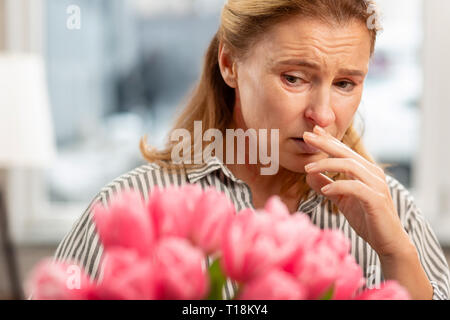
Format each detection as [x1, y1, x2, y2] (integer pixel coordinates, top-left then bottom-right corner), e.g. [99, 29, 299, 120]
[303, 125, 412, 258]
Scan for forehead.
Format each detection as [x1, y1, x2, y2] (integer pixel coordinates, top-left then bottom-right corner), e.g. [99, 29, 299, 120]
[254, 17, 372, 72]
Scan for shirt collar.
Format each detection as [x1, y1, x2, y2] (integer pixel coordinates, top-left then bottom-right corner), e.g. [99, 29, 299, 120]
[185, 154, 243, 184]
[184, 155, 324, 215]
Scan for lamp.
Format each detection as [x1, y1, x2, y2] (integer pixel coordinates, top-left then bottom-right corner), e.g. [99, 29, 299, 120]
[0, 53, 56, 299]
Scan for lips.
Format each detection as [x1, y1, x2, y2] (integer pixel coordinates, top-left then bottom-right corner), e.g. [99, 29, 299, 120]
[291, 137, 321, 154]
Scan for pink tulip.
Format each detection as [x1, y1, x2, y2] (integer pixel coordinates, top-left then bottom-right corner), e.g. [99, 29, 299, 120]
[28, 185, 411, 301]
[26, 258, 93, 300]
[221, 203, 321, 284]
[190, 187, 235, 253]
[153, 237, 209, 300]
[93, 190, 155, 257]
[148, 185, 203, 239]
[221, 209, 285, 282]
[319, 229, 352, 260]
[264, 196, 290, 219]
[239, 269, 307, 300]
[332, 255, 365, 300]
[92, 248, 157, 300]
[291, 230, 354, 299]
[273, 214, 321, 273]
[264, 197, 320, 265]
[302, 229, 364, 300]
[296, 244, 340, 299]
[355, 280, 411, 300]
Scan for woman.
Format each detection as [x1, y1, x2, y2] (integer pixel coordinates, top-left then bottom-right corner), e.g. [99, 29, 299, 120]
[54, 0, 450, 300]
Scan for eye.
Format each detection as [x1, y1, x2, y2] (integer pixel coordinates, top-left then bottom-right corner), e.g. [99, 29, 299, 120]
[283, 75, 305, 86]
[335, 80, 356, 91]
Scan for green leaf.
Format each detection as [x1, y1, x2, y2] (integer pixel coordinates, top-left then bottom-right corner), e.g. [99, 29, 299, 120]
[207, 258, 227, 300]
[319, 285, 335, 300]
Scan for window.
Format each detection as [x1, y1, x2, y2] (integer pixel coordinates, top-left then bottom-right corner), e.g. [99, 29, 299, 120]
[45, 0, 224, 208]
[359, 0, 423, 189]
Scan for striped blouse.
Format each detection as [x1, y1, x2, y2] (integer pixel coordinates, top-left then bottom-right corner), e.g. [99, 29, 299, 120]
[53, 155, 450, 300]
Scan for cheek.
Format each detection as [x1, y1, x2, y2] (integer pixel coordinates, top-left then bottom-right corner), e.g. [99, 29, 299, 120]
[332, 93, 361, 138]
[238, 74, 293, 129]
[237, 70, 264, 122]
[258, 79, 308, 131]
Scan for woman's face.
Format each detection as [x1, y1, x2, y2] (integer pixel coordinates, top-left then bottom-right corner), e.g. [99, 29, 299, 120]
[229, 17, 372, 173]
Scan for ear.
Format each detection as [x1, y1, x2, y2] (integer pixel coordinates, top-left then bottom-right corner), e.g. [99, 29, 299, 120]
[218, 41, 238, 88]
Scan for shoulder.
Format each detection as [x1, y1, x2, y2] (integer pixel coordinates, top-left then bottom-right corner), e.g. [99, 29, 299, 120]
[96, 161, 189, 204]
[53, 161, 189, 268]
[385, 174, 435, 237]
[384, 174, 420, 224]
[385, 174, 411, 200]
[384, 178, 450, 300]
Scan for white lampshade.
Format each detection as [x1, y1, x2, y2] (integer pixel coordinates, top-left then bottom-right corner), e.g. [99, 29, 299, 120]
[0, 53, 56, 168]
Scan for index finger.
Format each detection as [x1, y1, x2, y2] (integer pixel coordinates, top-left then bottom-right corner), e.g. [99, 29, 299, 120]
[303, 126, 371, 165]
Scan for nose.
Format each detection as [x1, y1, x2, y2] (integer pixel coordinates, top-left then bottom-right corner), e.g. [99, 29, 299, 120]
[304, 86, 336, 128]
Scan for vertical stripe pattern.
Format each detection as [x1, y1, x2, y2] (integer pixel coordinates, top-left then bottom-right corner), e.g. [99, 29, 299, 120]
[53, 157, 450, 300]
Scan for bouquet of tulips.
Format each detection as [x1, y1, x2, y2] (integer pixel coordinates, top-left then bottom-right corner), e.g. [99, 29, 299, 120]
[26, 185, 410, 300]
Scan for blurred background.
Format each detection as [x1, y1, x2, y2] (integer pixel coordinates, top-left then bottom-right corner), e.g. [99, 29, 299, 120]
[0, 0, 449, 299]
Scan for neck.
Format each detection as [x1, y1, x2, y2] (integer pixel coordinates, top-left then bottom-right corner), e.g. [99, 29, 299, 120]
[226, 161, 299, 197]
[223, 105, 301, 199]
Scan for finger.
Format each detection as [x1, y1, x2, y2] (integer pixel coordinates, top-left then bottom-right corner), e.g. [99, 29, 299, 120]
[306, 172, 342, 204]
[305, 158, 386, 190]
[303, 126, 373, 167]
[321, 180, 384, 212]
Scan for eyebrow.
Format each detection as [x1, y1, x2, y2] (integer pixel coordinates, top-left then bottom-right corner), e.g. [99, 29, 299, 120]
[276, 59, 367, 77]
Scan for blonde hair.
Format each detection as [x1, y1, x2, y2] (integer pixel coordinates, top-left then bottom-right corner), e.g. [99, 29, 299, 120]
[140, 0, 382, 213]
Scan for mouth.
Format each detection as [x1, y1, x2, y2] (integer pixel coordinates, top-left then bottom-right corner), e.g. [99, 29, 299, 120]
[291, 137, 321, 154]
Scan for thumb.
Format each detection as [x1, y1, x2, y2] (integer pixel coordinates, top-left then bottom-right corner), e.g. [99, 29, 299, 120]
[306, 172, 341, 205]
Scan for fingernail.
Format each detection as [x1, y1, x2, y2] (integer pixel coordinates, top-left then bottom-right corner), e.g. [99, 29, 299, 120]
[314, 126, 326, 135]
[304, 163, 316, 172]
[321, 185, 331, 193]
[303, 132, 317, 140]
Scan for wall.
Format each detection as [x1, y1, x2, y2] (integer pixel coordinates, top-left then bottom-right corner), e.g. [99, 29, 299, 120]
[0, 0, 5, 50]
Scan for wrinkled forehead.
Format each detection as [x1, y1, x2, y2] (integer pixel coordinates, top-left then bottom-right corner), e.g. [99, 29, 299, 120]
[251, 17, 372, 73]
